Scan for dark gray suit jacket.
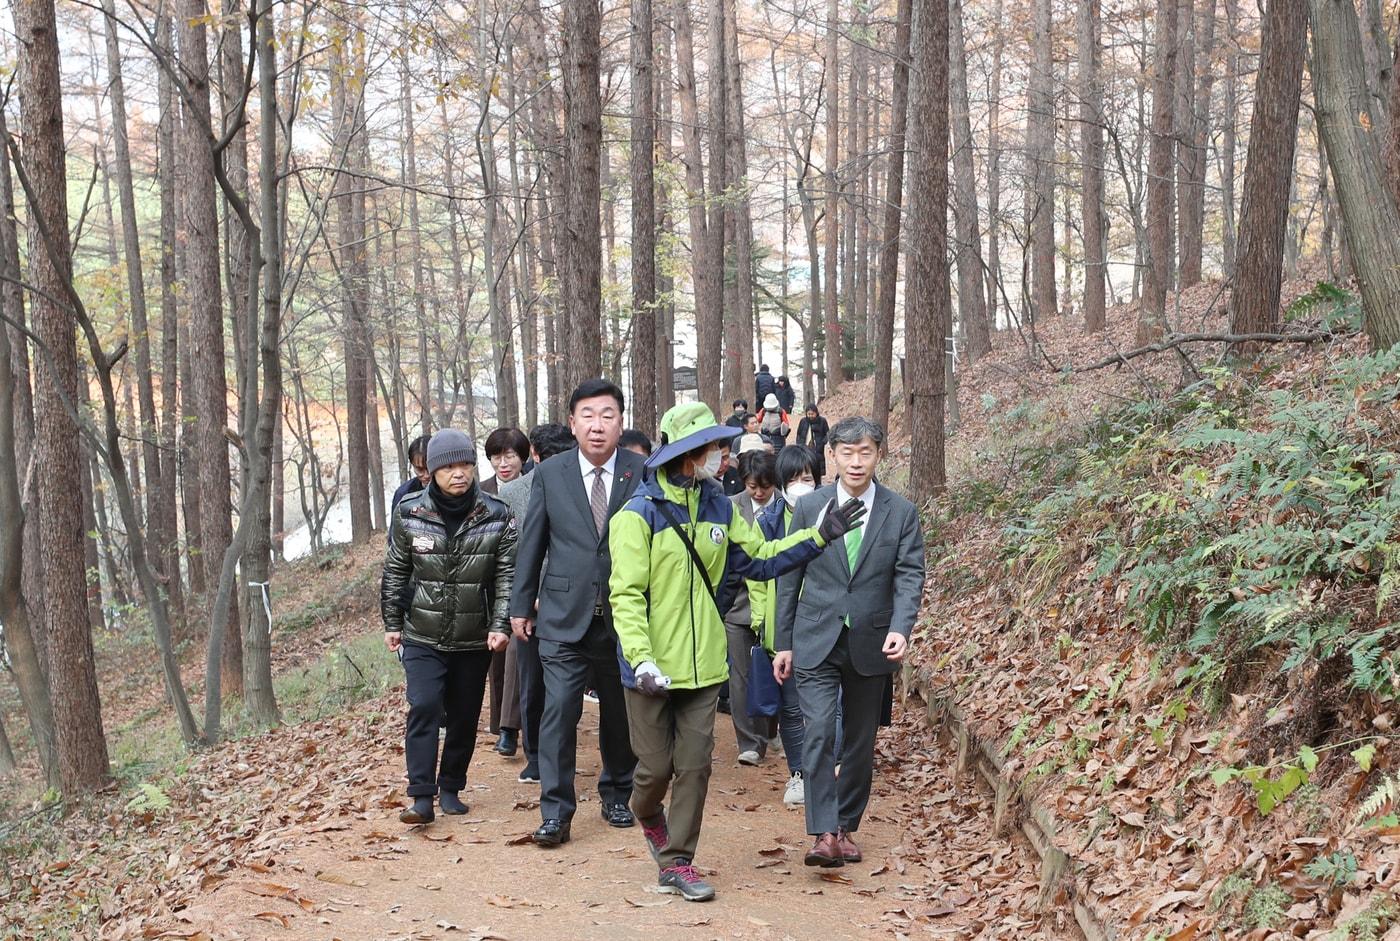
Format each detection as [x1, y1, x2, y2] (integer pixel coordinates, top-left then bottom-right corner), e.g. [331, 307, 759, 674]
[774, 482, 925, 675]
[507, 446, 645, 643]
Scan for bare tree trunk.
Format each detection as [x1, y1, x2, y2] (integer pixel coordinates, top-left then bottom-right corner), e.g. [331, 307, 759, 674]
[101, 0, 167, 600]
[1140, 0, 1180, 342]
[11, 0, 111, 791]
[631, 0, 658, 434]
[949, 0, 990, 360]
[399, 50, 432, 437]
[156, 7, 184, 618]
[0, 104, 57, 785]
[1228, 0, 1306, 337]
[562, 0, 604, 385]
[478, 7, 519, 428]
[871, 0, 911, 424]
[985, 0, 1005, 330]
[822, 0, 841, 393]
[1028, 0, 1056, 324]
[178, 0, 241, 696]
[1311, 0, 1400, 349]
[1178, 0, 1217, 288]
[1220, 0, 1240, 276]
[330, 26, 371, 545]
[221, 0, 252, 415]
[1384, 18, 1400, 209]
[674, 1, 721, 411]
[655, 7, 676, 415]
[240, 0, 284, 727]
[906, 0, 950, 500]
[724, 0, 756, 398]
[1079, 0, 1107, 333]
[1360, 0, 1394, 141]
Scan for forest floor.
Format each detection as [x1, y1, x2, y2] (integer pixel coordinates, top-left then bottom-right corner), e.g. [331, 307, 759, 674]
[4, 537, 1074, 940]
[8, 267, 1390, 939]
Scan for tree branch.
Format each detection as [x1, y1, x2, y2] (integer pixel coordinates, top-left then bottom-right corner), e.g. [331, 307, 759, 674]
[1074, 330, 1345, 372]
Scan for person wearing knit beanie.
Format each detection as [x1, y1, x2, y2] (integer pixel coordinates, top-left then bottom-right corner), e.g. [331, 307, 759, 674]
[428, 428, 476, 474]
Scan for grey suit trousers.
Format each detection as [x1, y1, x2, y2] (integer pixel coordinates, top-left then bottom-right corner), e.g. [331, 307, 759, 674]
[795, 630, 886, 835]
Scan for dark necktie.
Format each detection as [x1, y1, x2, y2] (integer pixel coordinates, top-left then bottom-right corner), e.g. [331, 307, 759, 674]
[590, 466, 608, 537]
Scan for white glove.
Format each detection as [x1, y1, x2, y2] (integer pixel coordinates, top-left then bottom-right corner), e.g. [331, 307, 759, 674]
[635, 660, 672, 697]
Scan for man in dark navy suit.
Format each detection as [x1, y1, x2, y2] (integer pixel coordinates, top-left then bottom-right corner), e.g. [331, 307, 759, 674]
[509, 379, 644, 846]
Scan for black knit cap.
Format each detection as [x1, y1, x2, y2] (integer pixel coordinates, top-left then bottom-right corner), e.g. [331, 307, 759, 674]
[427, 428, 476, 473]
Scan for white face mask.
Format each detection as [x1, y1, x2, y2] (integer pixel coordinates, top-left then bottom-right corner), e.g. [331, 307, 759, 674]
[786, 481, 815, 501]
[699, 450, 723, 479]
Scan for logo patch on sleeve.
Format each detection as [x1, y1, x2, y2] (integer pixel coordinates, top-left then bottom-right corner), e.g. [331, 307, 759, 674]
[709, 525, 725, 546]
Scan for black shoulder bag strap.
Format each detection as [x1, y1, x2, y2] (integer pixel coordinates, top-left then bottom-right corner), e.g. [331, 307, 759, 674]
[653, 498, 718, 603]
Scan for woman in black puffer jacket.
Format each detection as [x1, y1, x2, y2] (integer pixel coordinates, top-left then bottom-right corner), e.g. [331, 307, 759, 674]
[382, 428, 517, 825]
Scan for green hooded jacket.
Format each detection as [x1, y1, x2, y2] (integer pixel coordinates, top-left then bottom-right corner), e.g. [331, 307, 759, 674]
[608, 469, 826, 690]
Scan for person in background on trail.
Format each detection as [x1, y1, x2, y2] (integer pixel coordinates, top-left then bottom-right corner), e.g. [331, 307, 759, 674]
[608, 402, 867, 901]
[724, 400, 749, 429]
[481, 427, 532, 496]
[737, 432, 771, 455]
[381, 429, 517, 825]
[757, 394, 791, 452]
[620, 428, 653, 458]
[721, 451, 784, 768]
[718, 441, 744, 497]
[795, 404, 830, 482]
[746, 444, 825, 808]
[754, 364, 776, 407]
[509, 379, 644, 848]
[480, 427, 533, 757]
[775, 376, 796, 414]
[774, 417, 925, 867]
[498, 423, 577, 785]
[390, 434, 432, 513]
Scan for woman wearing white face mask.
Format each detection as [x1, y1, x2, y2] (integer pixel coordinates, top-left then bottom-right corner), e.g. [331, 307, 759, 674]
[608, 403, 866, 900]
[746, 444, 824, 806]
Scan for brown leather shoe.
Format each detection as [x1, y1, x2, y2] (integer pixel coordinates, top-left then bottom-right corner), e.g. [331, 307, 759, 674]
[804, 832, 845, 868]
[836, 828, 862, 863]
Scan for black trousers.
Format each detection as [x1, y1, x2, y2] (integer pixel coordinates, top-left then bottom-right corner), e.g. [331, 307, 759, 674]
[537, 616, 635, 821]
[402, 641, 492, 797]
[515, 632, 545, 766]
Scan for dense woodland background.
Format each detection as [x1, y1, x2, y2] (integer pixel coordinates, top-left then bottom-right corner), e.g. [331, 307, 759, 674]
[2, 0, 1400, 804]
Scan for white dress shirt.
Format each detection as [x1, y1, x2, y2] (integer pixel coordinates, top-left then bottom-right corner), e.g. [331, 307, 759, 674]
[835, 480, 878, 552]
[578, 448, 619, 501]
[812, 479, 879, 547]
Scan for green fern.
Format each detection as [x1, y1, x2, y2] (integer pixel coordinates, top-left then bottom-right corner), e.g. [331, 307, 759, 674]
[1354, 774, 1400, 829]
[124, 781, 171, 814]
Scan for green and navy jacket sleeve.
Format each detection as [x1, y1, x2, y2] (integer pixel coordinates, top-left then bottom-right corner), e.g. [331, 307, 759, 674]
[723, 498, 824, 582]
[608, 503, 657, 672]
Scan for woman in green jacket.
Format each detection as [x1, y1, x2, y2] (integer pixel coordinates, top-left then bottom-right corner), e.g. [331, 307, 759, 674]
[382, 429, 516, 825]
[608, 403, 865, 901]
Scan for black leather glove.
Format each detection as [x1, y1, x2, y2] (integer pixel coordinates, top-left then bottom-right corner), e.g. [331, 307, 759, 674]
[817, 497, 868, 544]
[635, 661, 671, 697]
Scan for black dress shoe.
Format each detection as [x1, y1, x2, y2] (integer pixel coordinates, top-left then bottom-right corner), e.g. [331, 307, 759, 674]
[439, 790, 469, 815]
[532, 818, 571, 846]
[495, 729, 518, 756]
[601, 802, 635, 828]
[399, 796, 435, 825]
[517, 763, 540, 783]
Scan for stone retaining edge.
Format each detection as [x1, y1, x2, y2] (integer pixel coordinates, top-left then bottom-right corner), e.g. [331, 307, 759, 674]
[906, 667, 1118, 941]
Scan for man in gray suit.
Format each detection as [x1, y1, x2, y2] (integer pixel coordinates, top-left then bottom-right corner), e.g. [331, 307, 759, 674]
[509, 379, 644, 846]
[498, 422, 578, 784]
[773, 416, 925, 868]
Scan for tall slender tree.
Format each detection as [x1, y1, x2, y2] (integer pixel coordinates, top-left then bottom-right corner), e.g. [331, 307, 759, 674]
[1079, 0, 1107, 333]
[871, 0, 911, 425]
[1228, 0, 1306, 338]
[1141, 0, 1180, 342]
[906, 0, 951, 500]
[631, 0, 658, 434]
[11, 0, 111, 791]
[562, 0, 604, 384]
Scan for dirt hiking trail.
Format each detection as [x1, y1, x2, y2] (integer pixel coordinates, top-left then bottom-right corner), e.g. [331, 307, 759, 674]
[169, 697, 1071, 940]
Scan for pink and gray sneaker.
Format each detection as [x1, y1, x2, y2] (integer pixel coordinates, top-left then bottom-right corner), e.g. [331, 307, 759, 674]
[658, 857, 715, 902]
[640, 812, 669, 866]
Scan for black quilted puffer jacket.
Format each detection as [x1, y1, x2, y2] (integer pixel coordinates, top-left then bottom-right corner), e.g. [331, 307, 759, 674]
[380, 486, 517, 651]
